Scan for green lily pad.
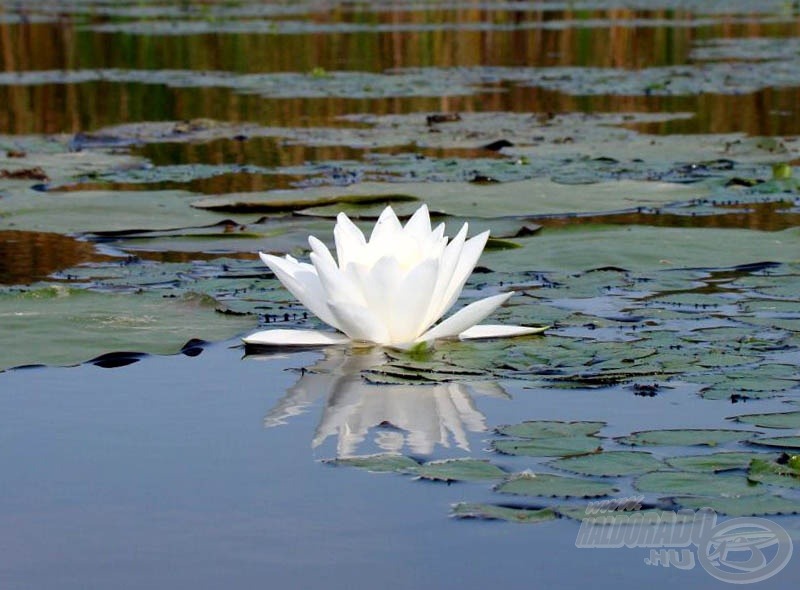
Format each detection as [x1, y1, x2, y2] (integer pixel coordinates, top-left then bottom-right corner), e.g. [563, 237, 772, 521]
[495, 420, 606, 439]
[748, 436, 800, 450]
[665, 452, 775, 473]
[496, 473, 618, 499]
[550, 451, 664, 477]
[324, 454, 420, 474]
[669, 494, 800, 517]
[416, 459, 506, 482]
[732, 411, 800, 429]
[557, 505, 695, 524]
[747, 458, 800, 489]
[0, 286, 254, 370]
[618, 429, 753, 447]
[492, 436, 603, 458]
[451, 503, 557, 524]
[634, 471, 762, 497]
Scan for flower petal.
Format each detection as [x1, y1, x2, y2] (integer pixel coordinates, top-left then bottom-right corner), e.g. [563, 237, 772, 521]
[259, 252, 342, 330]
[403, 203, 431, 240]
[388, 257, 440, 343]
[416, 291, 513, 343]
[333, 212, 367, 268]
[369, 206, 403, 243]
[310, 251, 368, 307]
[326, 299, 391, 344]
[242, 329, 349, 347]
[458, 324, 548, 340]
[439, 229, 490, 313]
[420, 222, 468, 328]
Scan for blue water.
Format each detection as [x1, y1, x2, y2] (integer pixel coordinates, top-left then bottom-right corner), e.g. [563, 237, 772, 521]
[0, 342, 797, 589]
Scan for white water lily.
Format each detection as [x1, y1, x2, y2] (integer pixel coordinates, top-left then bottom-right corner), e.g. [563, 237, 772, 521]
[244, 204, 545, 348]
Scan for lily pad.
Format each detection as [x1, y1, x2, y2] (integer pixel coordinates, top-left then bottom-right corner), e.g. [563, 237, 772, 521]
[748, 436, 800, 450]
[550, 451, 664, 477]
[617, 429, 753, 447]
[747, 458, 800, 489]
[496, 473, 618, 499]
[324, 454, 420, 474]
[665, 452, 775, 473]
[634, 471, 762, 497]
[0, 286, 254, 370]
[669, 494, 800, 517]
[416, 459, 506, 482]
[492, 436, 603, 458]
[495, 420, 606, 439]
[450, 503, 557, 524]
[731, 411, 800, 429]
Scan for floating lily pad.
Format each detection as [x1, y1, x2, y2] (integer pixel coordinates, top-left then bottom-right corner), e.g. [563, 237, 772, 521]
[324, 454, 420, 474]
[492, 436, 603, 458]
[550, 451, 664, 477]
[496, 473, 617, 499]
[665, 452, 774, 473]
[731, 411, 800, 429]
[416, 459, 506, 482]
[618, 429, 753, 447]
[669, 494, 800, 517]
[748, 436, 800, 450]
[747, 458, 800, 489]
[0, 286, 254, 370]
[495, 420, 606, 439]
[634, 471, 762, 497]
[557, 505, 695, 524]
[451, 503, 557, 524]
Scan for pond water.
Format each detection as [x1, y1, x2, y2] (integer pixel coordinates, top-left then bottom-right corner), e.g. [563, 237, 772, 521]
[1, 1, 799, 588]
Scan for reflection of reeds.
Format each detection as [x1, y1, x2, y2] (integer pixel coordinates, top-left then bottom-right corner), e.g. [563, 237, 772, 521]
[0, 230, 111, 284]
[0, 10, 798, 134]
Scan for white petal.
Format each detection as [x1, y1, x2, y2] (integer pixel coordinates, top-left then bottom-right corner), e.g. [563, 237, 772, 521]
[458, 324, 548, 340]
[438, 230, 490, 314]
[310, 251, 367, 307]
[333, 212, 367, 268]
[417, 292, 512, 343]
[369, 206, 403, 243]
[387, 257, 440, 343]
[419, 223, 468, 329]
[308, 235, 338, 268]
[259, 252, 342, 330]
[403, 204, 431, 240]
[242, 329, 349, 347]
[327, 299, 391, 344]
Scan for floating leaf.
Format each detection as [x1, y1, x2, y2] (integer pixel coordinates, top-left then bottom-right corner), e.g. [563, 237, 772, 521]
[747, 458, 800, 488]
[495, 420, 605, 439]
[749, 436, 800, 450]
[634, 471, 762, 497]
[451, 503, 557, 524]
[492, 436, 602, 458]
[665, 452, 774, 473]
[324, 454, 420, 474]
[416, 459, 506, 482]
[732, 411, 800, 429]
[618, 429, 752, 447]
[669, 494, 800, 517]
[550, 451, 664, 477]
[496, 473, 618, 498]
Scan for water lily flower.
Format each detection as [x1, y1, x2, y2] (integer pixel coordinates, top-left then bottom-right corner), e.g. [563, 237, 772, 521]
[244, 204, 545, 348]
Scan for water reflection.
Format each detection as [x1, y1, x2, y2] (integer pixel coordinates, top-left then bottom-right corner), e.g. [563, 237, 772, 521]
[256, 347, 507, 457]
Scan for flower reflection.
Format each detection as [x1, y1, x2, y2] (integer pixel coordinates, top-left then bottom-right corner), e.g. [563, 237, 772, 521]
[259, 348, 508, 457]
